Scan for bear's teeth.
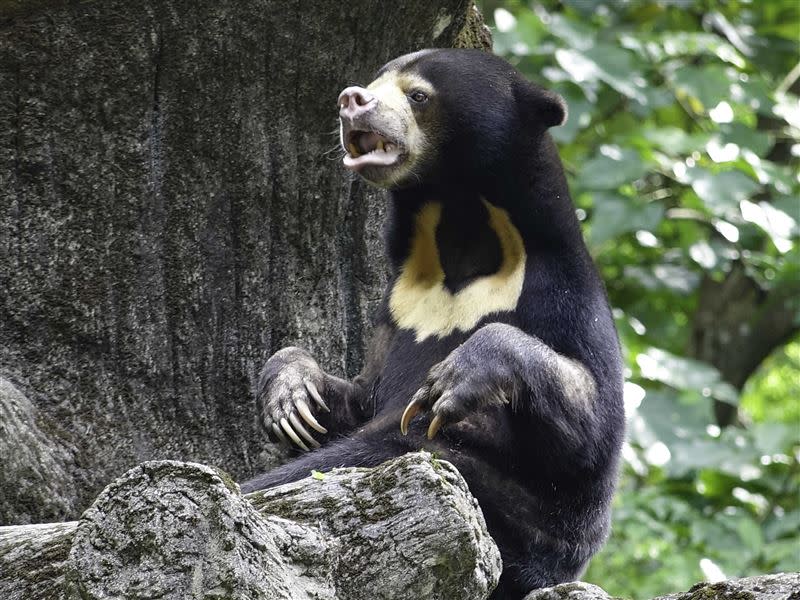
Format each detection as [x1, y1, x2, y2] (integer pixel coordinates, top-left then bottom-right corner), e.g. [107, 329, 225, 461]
[376, 139, 385, 152]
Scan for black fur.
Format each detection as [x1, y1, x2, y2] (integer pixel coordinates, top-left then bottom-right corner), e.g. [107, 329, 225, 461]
[243, 50, 624, 599]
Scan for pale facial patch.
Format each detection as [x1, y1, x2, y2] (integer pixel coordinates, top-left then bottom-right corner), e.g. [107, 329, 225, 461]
[354, 71, 431, 186]
[389, 200, 527, 341]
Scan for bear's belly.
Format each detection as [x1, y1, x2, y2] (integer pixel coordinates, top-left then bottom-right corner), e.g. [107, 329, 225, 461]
[371, 328, 465, 414]
[367, 327, 516, 460]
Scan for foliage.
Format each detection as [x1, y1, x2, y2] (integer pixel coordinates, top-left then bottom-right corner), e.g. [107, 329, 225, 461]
[482, 0, 800, 596]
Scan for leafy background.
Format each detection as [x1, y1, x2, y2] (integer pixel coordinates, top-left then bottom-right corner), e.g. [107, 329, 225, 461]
[479, 0, 799, 596]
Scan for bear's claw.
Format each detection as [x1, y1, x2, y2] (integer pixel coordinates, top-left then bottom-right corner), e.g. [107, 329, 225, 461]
[296, 398, 327, 433]
[400, 400, 422, 436]
[304, 379, 330, 412]
[427, 414, 443, 439]
[289, 412, 321, 448]
[280, 417, 310, 451]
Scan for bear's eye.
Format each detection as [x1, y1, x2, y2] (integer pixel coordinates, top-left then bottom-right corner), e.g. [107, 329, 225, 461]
[408, 90, 428, 104]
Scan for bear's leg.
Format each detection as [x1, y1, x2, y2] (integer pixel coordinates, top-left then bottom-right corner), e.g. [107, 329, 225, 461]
[488, 548, 588, 599]
[240, 433, 407, 493]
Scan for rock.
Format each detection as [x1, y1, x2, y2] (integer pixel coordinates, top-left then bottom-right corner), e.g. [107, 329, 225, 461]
[523, 582, 614, 600]
[654, 572, 800, 600]
[523, 573, 800, 600]
[249, 452, 502, 600]
[0, 452, 501, 599]
[0, 377, 80, 524]
[0, 521, 77, 600]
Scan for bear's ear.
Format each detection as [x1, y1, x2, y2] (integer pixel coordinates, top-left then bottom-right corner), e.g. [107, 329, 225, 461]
[515, 80, 568, 129]
[539, 89, 568, 128]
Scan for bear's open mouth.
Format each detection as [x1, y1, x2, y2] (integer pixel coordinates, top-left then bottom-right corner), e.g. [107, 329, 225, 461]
[343, 129, 403, 171]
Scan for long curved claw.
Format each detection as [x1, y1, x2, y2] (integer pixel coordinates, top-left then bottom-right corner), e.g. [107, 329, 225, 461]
[289, 412, 321, 448]
[271, 422, 290, 446]
[280, 417, 310, 451]
[427, 414, 443, 440]
[296, 398, 328, 434]
[304, 380, 330, 413]
[400, 401, 422, 436]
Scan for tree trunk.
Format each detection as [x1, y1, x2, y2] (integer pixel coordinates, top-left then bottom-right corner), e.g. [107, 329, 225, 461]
[688, 263, 799, 426]
[0, 453, 502, 600]
[0, 0, 490, 524]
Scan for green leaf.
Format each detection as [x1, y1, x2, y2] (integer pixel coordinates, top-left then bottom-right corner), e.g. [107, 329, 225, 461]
[636, 347, 739, 404]
[588, 192, 664, 247]
[688, 169, 761, 219]
[630, 389, 709, 452]
[772, 92, 800, 129]
[548, 11, 596, 51]
[734, 516, 764, 554]
[751, 422, 799, 456]
[671, 65, 733, 112]
[624, 264, 700, 295]
[491, 8, 547, 56]
[657, 31, 746, 68]
[551, 84, 592, 144]
[642, 127, 712, 155]
[765, 538, 800, 571]
[740, 200, 798, 254]
[555, 44, 647, 104]
[578, 146, 647, 190]
[688, 240, 719, 270]
[764, 509, 800, 542]
[311, 470, 326, 481]
[718, 122, 773, 157]
[744, 158, 799, 195]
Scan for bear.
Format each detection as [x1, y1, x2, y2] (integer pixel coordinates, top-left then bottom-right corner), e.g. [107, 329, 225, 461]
[241, 49, 625, 599]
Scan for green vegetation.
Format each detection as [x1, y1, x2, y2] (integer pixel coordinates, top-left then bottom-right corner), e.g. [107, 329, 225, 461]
[481, 0, 799, 596]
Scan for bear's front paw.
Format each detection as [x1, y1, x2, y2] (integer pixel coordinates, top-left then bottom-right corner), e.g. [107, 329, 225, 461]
[400, 348, 510, 439]
[256, 347, 330, 451]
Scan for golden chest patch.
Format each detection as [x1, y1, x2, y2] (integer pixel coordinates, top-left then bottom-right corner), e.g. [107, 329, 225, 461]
[389, 200, 527, 341]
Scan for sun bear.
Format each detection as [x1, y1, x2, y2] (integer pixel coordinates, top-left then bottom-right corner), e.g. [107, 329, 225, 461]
[241, 49, 625, 599]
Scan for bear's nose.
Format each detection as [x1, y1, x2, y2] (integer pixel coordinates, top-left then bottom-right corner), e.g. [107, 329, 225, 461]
[338, 86, 377, 120]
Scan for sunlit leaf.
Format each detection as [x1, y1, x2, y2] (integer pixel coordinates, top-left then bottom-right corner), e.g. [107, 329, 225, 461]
[636, 347, 739, 404]
[588, 192, 663, 247]
[577, 146, 647, 190]
[688, 169, 761, 219]
[671, 65, 734, 112]
[740, 200, 797, 254]
[624, 264, 700, 295]
[658, 31, 746, 68]
[555, 45, 647, 104]
[548, 11, 595, 51]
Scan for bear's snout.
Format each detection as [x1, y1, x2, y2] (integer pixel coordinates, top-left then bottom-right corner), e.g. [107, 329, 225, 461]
[338, 86, 376, 120]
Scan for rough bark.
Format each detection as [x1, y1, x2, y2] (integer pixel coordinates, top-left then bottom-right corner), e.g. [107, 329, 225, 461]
[0, 452, 502, 600]
[0, 0, 490, 525]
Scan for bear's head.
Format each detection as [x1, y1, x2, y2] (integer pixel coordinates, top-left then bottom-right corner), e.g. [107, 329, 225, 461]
[338, 49, 567, 189]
